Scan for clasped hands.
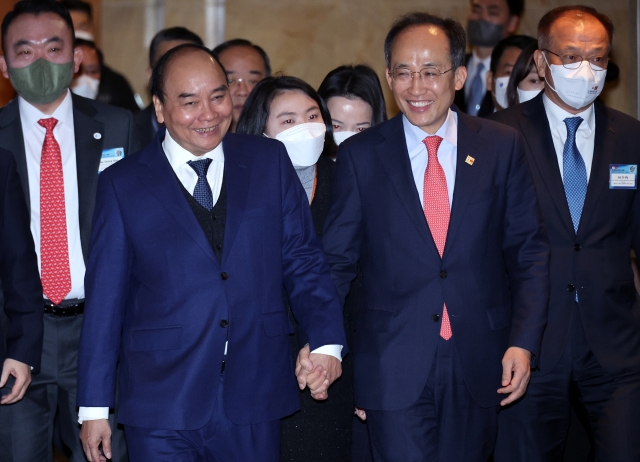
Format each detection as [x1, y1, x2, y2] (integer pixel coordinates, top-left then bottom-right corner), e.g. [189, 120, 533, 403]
[295, 344, 342, 400]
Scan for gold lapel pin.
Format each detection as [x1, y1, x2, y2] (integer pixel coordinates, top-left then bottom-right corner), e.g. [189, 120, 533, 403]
[465, 155, 475, 165]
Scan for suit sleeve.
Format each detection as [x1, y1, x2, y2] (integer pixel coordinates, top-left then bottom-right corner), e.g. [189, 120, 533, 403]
[125, 109, 143, 156]
[277, 145, 347, 354]
[502, 131, 550, 359]
[0, 151, 44, 372]
[321, 145, 364, 305]
[77, 171, 131, 407]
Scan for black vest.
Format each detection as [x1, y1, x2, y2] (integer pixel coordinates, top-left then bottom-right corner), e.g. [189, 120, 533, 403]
[178, 172, 227, 262]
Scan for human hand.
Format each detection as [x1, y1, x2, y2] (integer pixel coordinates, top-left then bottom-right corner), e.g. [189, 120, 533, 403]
[0, 358, 31, 404]
[295, 344, 342, 400]
[497, 346, 532, 406]
[354, 407, 366, 420]
[80, 419, 111, 462]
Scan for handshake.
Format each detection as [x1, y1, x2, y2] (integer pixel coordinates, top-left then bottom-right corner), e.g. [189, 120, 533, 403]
[295, 344, 342, 400]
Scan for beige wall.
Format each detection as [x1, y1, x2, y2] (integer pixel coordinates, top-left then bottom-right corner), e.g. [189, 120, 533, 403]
[101, 0, 637, 116]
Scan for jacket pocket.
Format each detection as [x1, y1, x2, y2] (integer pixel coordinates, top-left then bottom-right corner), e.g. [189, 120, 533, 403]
[131, 326, 182, 351]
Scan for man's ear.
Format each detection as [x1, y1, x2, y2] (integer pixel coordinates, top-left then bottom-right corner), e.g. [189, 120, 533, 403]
[385, 68, 393, 91]
[0, 56, 9, 80]
[506, 15, 520, 35]
[152, 95, 164, 124]
[486, 70, 493, 92]
[73, 46, 84, 74]
[454, 65, 467, 91]
[533, 49, 547, 80]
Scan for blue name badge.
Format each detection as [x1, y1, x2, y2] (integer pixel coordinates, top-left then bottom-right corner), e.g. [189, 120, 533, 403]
[609, 164, 637, 189]
[99, 147, 125, 173]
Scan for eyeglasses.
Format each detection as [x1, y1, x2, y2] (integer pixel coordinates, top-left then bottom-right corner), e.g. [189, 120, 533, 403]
[227, 77, 260, 87]
[389, 66, 453, 84]
[543, 49, 608, 71]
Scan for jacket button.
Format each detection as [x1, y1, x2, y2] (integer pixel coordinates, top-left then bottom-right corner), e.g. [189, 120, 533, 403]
[219, 319, 228, 328]
[439, 270, 448, 279]
[221, 272, 228, 280]
[432, 314, 440, 322]
[574, 244, 581, 251]
[567, 284, 575, 292]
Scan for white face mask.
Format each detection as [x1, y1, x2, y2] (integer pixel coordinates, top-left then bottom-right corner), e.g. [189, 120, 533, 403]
[517, 88, 542, 104]
[543, 54, 606, 109]
[493, 76, 510, 109]
[269, 122, 326, 167]
[71, 74, 100, 100]
[333, 131, 357, 145]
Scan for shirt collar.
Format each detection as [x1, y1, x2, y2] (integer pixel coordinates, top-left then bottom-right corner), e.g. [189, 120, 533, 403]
[403, 109, 458, 151]
[471, 49, 492, 72]
[162, 128, 225, 170]
[542, 92, 595, 134]
[18, 89, 74, 130]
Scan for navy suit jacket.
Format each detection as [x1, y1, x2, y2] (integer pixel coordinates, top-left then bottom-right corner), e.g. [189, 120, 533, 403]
[322, 110, 550, 410]
[77, 130, 346, 429]
[0, 148, 43, 372]
[490, 94, 640, 375]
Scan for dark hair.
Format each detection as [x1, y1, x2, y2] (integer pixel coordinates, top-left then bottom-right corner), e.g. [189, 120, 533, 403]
[2, 0, 75, 56]
[489, 35, 537, 75]
[149, 27, 203, 68]
[538, 6, 614, 51]
[469, 0, 524, 17]
[150, 44, 226, 105]
[506, 41, 538, 106]
[384, 12, 466, 71]
[236, 76, 337, 159]
[75, 37, 104, 68]
[212, 38, 272, 76]
[59, 0, 92, 18]
[318, 65, 387, 126]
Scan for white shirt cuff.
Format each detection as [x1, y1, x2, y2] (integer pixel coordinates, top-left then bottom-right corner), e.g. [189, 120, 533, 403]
[310, 344, 343, 362]
[78, 406, 109, 424]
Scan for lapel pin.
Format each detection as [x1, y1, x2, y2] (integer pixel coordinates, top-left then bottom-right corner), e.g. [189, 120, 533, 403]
[94, 133, 102, 140]
[465, 155, 475, 165]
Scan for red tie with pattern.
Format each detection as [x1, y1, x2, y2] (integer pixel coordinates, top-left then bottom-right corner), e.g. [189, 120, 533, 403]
[422, 135, 452, 340]
[38, 118, 71, 305]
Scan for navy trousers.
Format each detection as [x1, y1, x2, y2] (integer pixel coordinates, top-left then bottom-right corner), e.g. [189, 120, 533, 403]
[366, 338, 499, 462]
[495, 303, 640, 462]
[124, 373, 280, 461]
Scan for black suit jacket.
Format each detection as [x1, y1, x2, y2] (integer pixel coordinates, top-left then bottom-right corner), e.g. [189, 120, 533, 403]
[134, 104, 158, 149]
[97, 65, 140, 114]
[0, 148, 43, 372]
[453, 53, 472, 113]
[0, 93, 140, 264]
[490, 93, 640, 375]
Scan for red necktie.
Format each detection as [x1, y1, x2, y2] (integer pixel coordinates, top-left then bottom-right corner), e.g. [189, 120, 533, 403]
[422, 135, 452, 340]
[38, 118, 71, 305]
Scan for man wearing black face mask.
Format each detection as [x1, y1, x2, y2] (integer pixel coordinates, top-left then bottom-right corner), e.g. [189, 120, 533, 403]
[0, 1, 139, 460]
[454, 0, 523, 116]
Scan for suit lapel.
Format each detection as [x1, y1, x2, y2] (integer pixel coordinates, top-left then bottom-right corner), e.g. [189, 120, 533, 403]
[578, 102, 616, 236]
[0, 99, 30, 207]
[520, 95, 575, 234]
[376, 115, 438, 254]
[138, 133, 217, 263]
[220, 133, 252, 265]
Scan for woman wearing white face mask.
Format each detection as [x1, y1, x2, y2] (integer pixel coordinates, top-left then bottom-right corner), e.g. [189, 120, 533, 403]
[236, 76, 359, 461]
[506, 41, 546, 106]
[318, 65, 387, 151]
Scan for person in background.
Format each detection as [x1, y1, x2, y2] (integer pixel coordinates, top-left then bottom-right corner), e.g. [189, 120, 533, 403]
[455, 0, 524, 115]
[479, 35, 536, 116]
[60, 0, 140, 113]
[318, 64, 387, 151]
[491, 6, 640, 461]
[0, 1, 139, 460]
[134, 27, 203, 147]
[236, 76, 354, 462]
[505, 41, 544, 107]
[70, 38, 101, 100]
[213, 39, 271, 132]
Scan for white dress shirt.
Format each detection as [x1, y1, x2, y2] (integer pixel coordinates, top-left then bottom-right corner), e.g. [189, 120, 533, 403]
[79, 130, 341, 423]
[543, 93, 596, 182]
[464, 51, 491, 101]
[19, 90, 86, 300]
[404, 109, 458, 207]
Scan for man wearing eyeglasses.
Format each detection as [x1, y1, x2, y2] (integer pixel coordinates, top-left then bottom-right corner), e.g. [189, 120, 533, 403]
[213, 39, 271, 133]
[321, 12, 549, 460]
[491, 7, 640, 462]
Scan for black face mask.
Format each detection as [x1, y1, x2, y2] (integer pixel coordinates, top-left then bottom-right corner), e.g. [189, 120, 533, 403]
[466, 19, 504, 47]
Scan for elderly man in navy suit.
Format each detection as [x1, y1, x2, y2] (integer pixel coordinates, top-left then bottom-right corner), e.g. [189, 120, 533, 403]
[322, 12, 549, 461]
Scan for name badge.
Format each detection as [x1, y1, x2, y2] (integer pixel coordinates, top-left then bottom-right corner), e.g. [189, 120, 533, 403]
[609, 164, 637, 189]
[99, 147, 125, 173]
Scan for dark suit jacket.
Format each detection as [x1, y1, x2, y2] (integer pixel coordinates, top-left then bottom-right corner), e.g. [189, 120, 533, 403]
[322, 110, 550, 410]
[490, 93, 640, 376]
[0, 93, 140, 264]
[453, 53, 473, 113]
[133, 103, 157, 149]
[97, 65, 140, 114]
[77, 130, 347, 430]
[0, 148, 43, 372]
